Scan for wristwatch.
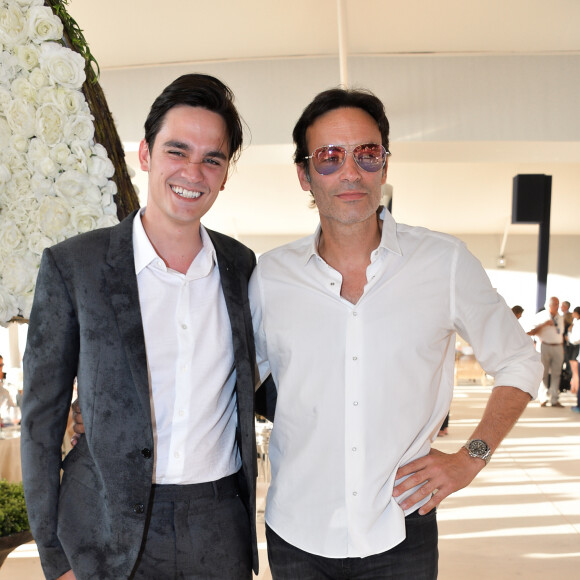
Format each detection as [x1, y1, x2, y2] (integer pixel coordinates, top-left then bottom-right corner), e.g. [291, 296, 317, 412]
[463, 439, 492, 465]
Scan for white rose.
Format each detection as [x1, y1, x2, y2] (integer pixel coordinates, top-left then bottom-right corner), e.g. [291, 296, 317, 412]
[70, 204, 102, 233]
[0, 164, 10, 183]
[27, 230, 54, 256]
[5, 99, 36, 138]
[4, 149, 28, 173]
[0, 220, 24, 252]
[39, 42, 86, 89]
[88, 154, 115, 187]
[10, 133, 29, 153]
[13, 1, 44, 8]
[10, 76, 37, 104]
[0, 118, 11, 150]
[30, 172, 54, 197]
[68, 140, 91, 172]
[50, 142, 72, 166]
[0, 50, 19, 85]
[0, 86, 11, 110]
[3, 195, 36, 229]
[0, 284, 19, 324]
[37, 195, 70, 239]
[39, 155, 58, 177]
[65, 112, 95, 143]
[100, 178, 118, 201]
[28, 66, 48, 89]
[97, 214, 119, 229]
[15, 44, 39, 70]
[6, 168, 32, 198]
[36, 102, 65, 145]
[55, 169, 101, 205]
[0, 252, 37, 295]
[26, 136, 49, 167]
[54, 87, 88, 115]
[27, 6, 63, 43]
[0, 4, 27, 49]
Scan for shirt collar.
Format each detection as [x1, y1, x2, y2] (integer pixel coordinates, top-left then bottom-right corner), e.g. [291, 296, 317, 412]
[305, 206, 403, 266]
[133, 207, 217, 276]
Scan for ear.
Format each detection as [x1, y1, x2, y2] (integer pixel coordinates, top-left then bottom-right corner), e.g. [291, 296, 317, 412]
[220, 166, 229, 191]
[138, 139, 150, 171]
[296, 163, 312, 192]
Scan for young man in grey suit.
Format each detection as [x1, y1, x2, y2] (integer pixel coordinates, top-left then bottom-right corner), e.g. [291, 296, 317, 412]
[22, 74, 261, 580]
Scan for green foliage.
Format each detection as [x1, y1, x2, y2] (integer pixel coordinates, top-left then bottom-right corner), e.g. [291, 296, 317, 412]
[0, 480, 30, 537]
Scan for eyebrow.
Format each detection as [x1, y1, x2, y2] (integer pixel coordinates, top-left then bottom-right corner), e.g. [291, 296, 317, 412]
[163, 140, 228, 160]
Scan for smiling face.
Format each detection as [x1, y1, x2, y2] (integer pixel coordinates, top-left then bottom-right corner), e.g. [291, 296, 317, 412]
[297, 107, 387, 228]
[139, 104, 230, 233]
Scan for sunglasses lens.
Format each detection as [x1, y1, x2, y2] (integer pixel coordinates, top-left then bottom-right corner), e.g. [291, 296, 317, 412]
[312, 146, 346, 175]
[353, 144, 385, 172]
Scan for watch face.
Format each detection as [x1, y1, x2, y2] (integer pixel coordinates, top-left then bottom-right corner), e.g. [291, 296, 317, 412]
[469, 440, 489, 456]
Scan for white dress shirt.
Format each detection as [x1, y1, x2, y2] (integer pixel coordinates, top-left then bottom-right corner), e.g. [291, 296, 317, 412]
[133, 210, 240, 484]
[250, 208, 542, 559]
[533, 310, 564, 344]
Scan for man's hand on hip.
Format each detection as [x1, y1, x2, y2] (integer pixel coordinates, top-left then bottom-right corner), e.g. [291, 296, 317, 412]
[392, 447, 484, 515]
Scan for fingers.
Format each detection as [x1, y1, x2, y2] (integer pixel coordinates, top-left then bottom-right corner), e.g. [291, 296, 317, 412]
[72, 422, 85, 435]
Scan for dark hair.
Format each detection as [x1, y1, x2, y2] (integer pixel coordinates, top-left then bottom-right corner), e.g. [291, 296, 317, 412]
[144, 74, 244, 162]
[511, 305, 524, 316]
[574, 306, 580, 316]
[292, 87, 390, 168]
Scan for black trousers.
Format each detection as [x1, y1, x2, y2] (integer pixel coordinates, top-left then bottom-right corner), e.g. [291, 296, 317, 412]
[131, 473, 252, 579]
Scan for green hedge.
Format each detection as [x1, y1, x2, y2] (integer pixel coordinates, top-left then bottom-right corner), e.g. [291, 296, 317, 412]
[0, 481, 30, 537]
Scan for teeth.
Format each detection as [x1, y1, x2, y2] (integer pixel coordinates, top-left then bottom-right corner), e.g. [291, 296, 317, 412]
[171, 185, 202, 199]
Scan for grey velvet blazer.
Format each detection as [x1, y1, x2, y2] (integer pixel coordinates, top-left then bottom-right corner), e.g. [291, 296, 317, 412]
[21, 211, 260, 579]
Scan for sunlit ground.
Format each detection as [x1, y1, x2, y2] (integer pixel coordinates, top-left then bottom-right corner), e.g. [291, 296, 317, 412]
[3, 380, 579, 579]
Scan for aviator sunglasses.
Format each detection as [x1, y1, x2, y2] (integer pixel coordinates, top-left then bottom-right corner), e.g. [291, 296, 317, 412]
[304, 143, 390, 176]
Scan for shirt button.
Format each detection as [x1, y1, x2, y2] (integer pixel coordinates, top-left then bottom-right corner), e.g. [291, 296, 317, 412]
[181, 324, 187, 330]
[174, 451, 180, 459]
[353, 356, 358, 361]
[141, 448, 152, 458]
[352, 492, 358, 496]
[352, 447, 357, 452]
[178, 409, 185, 417]
[330, 282, 335, 286]
[353, 312, 358, 317]
[353, 401, 359, 406]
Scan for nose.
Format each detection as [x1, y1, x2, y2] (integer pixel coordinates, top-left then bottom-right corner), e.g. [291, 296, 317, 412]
[339, 151, 362, 181]
[181, 158, 204, 181]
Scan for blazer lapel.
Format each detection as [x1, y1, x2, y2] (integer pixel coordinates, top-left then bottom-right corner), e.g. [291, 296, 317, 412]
[207, 230, 256, 430]
[105, 212, 151, 419]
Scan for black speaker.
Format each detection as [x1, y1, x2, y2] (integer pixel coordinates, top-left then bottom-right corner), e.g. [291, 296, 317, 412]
[512, 174, 552, 224]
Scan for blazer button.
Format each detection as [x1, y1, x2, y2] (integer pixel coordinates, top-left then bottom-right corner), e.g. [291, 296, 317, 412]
[133, 503, 145, 514]
[141, 448, 152, 458]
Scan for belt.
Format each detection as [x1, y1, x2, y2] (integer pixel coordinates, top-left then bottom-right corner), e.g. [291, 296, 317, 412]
[542, 342, 563, 346]
[152, 472, 240, 501]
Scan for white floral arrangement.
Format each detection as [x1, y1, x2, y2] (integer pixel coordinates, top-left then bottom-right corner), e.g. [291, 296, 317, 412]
[0, 0, 119, 323]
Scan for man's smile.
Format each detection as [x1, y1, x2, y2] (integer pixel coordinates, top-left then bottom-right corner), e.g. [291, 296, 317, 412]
[170, 185, 203, 199]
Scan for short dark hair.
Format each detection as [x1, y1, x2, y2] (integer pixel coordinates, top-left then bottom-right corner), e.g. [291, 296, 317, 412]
[574, 306, 580, 316]
[144, 74, 244, 162]
[511, 305, 524, 316]
[292, 87, 390, 168]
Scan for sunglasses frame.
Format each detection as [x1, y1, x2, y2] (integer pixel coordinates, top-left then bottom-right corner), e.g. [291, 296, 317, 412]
[304, 143, 390, 175]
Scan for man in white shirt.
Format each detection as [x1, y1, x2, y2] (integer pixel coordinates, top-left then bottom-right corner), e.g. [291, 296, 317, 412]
[528, 296, 565, 407]
[22, 75, 262, 580]
[250, 88, 543, 579]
